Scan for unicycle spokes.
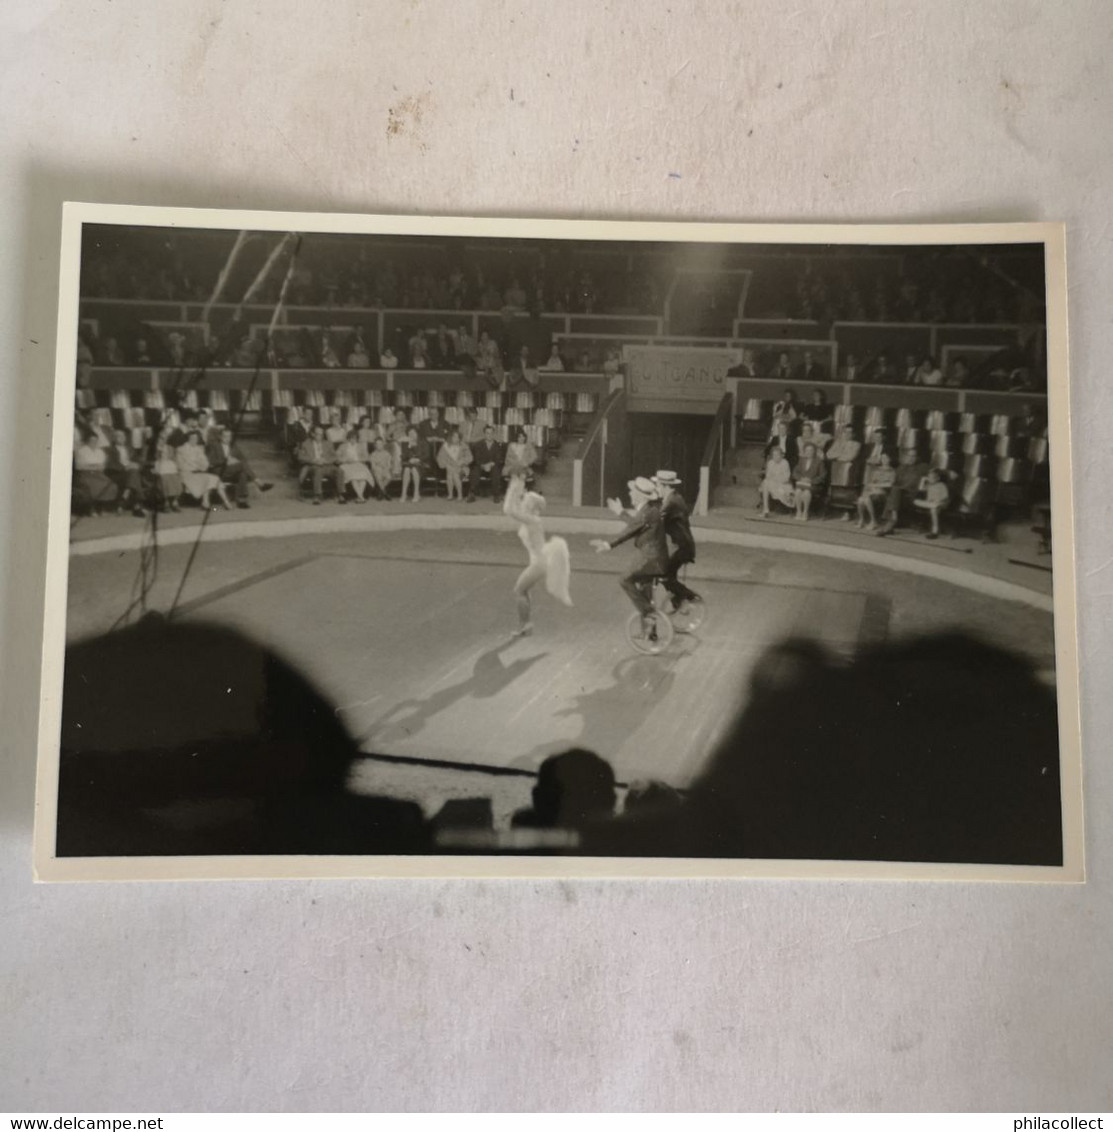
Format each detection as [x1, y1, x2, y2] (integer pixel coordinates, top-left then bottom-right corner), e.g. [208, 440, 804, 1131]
[625, 608, 675, 655]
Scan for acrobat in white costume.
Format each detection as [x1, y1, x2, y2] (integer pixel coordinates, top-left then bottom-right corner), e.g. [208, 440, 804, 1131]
[503, 474, 573, 636]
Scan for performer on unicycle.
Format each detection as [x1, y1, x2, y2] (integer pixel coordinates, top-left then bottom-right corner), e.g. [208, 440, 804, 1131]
[652, 469, 699, 612]
[591, 476, 668, 634]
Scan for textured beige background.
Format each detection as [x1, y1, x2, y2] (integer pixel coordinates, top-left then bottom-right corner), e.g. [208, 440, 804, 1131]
[2, 0, 1111, 1112]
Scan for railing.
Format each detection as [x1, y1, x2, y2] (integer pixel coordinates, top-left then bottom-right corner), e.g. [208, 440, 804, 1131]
[695, 393, 735, 516]
[572, 389, 627, 508]
[80, 365, 614, 396]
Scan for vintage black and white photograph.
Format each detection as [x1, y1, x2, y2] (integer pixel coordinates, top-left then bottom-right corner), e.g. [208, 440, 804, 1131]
[34, 205, 1080, 880]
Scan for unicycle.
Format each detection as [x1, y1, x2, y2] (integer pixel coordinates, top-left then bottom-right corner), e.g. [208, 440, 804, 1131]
[659, 564, 705, 635]
[624, 604, 675, 655]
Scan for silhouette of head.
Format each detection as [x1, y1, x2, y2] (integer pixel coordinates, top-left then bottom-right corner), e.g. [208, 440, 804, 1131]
[530, 748, 617, 828]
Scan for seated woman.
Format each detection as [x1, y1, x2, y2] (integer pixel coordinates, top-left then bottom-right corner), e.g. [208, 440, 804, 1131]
[793, 441, 827, 521]
[759, 446, 795, 518]
[73, 431, 119, 515]
[503, 429, 539, 483]
[437, 428, 472, 501]
[368, 437, 394, 501]
[856, 450, 896, 530]
[356, 415, 380, 447]
[398, 426, 430, 503]
[176, 429, 232, 511]
[913, 468, 952, 539]
[151, 438, 182, 512]
[797, 421, 828, 456]
[336, 429, 372, 502]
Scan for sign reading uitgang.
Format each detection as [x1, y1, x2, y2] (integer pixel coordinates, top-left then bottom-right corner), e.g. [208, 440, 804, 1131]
[623, 345, 737, 408]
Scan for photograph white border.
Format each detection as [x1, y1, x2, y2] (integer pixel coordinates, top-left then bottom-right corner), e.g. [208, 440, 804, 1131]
[33, 202, 1083, 883]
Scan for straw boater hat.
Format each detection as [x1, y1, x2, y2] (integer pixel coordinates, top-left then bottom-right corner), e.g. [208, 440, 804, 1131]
[653, 470, 681, 487]
[628, 475, 658, 498]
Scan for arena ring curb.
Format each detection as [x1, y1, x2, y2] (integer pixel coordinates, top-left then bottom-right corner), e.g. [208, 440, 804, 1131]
[68, 513, 1054, 613]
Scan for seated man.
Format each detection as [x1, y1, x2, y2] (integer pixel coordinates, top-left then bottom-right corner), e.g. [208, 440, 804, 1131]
[297, 424, 344, 505]
[876, 449, 930, 535]
[206, 426, 272, 510]
[468, 425, 505, 503]
[825, 424, 862, 464]
[104, 429, 147, 517]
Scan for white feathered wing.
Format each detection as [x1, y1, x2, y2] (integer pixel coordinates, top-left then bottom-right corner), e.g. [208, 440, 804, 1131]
[542, 536, 573, 606]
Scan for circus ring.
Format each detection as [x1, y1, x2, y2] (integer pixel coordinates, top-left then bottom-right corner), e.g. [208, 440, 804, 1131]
[63, 511, 1057, 828]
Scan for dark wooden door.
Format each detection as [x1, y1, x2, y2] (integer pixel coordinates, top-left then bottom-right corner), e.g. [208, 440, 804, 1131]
[626, 413, 711, 497]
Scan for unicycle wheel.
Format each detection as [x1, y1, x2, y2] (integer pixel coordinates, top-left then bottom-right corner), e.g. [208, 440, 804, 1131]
[625, 608, 675, 655]
[670, 595, 705, 634]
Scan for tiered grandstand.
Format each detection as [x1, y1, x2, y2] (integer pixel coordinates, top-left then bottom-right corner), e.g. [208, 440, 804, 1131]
[72, 225, 1050, 556]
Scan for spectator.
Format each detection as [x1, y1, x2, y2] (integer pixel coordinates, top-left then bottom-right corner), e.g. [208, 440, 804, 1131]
[574, 350, 592, 373]
[468, 424, 505, 503]
[379, 347, 399, 369]
[196, 410, 220, 444]
[321, 338, 341, 369]
[207, 426, 271, 509]
[838, 352, 863, 382]
[862, 427, 888, 466]
[510, 345, 539, 388]
[429, 324, 456, 368]
[876, 448, 930, 535]
[857, 450, 896, 530]
[151, 438, 182, 512]
[133, 338, 152, 365]
[764, 421, 798, 468]
[795, 350, 827, 383]
[477, 331, 503, 380]
[946, 355, 970, 388]
[417, 406, 447, 454]
[913, 468, 951, 539]
[297, 424, 344, 505]
[336, 429, 373, 502]
[437, 428, 472, 501]
[800, 388, 833, 435]
[409, 330, 429, 368]
[511, 749, 617, 830]
[177, 430, 232, 511]
[347, 338, 371, 368]
[455, 324, 477, 368]
[825, 424, 861, 464]
[541, 343, 565, 372]
[759, 447, 794, 518]
[503, 428, 538, 482]
[398, 426, 429, 503]
[356, 415, 380, 447]
[324, 409, 347, 446]
[102, 336, 125, 366]
[913, 354, 944, 386]
[105, 429, 147, 517]
[602, 348, 621, 376]
[770, 389, 799, 434]
[797, 421, 825, 456]
[369, 437, 394, 501]
[457, 406, 484, 445]
[872, 353, 898, 384]
[73, 431, 119, 515]
[504, 277, 527, 310]
[768, 352, 793, 382]
[793, 441, 827, 521]
[903, 353, 921, 384]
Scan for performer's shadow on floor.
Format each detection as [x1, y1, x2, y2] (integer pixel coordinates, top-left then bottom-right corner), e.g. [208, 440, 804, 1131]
[514, 648, 695, 772]
[359, 638, 549, 746]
